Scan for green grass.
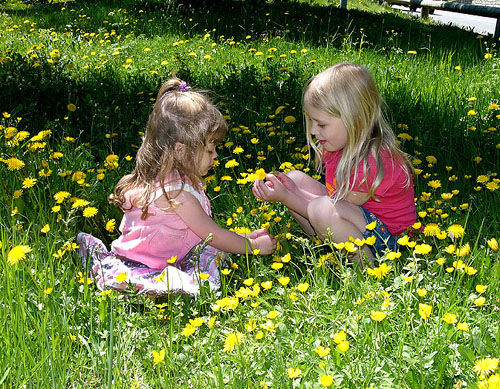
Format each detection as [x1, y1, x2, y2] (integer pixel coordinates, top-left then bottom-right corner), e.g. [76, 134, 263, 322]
[0, 0, 499, 387]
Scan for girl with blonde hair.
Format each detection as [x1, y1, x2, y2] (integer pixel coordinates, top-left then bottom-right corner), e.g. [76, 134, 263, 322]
[253, 63, 415, 263]
[78, 78, 276, 296]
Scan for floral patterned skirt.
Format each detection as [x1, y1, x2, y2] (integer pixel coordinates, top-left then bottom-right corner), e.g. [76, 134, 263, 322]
[76, 232, 227, 296]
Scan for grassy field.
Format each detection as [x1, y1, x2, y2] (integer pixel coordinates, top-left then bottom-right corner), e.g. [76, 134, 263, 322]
[0, 0, 499, 387]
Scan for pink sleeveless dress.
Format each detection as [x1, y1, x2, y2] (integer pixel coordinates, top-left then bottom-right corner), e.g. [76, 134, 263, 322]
[77, 173, 227, 296]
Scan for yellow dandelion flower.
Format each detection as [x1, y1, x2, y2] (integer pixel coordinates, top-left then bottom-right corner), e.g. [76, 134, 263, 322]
[320, 374, 334, 387]
[268, 261, 282, 270]
[476, 284, 487, 293]
[287, 367, 301, 379]
[152, 349, 165, 364]
[105, 219, 116, 233]
[487, 181, 500, 191]
[426, 155, 437, 164]
[456, 243, 471, 257]
[444, 244, 456, 254]
[397, 132, 413, 141]
[225, 159, 239, 168]
[386, 251, 401, 260]
[427, 180, 441, 189]
[418, 303, 432, 320]
[314, 345, 331, 357]
[474, 357, 499, 376]
[397, 235, 411, 246]
[414, 243, 432, 255]
[284, 115, 296, 123]
[447, 224, 465, 239]
[72, 199, 90, 209]
[8, 244, 32, 265]
[233, 146, 244, 154]
[261, 280, 272, 290]
[365, 235, 376, 245]
[255, 168, 267, 180]
[104, 154, 119, 169]
[370, 310, 387, 322]
[365, 221, 377, 230]
[423, 223, 441, 237]
[115, 272, 127, 283]
[297, 282, 309, 292]
[402, 275, 414, 282]
[417, 288, 427, 297]
[181, 323, 196, 337]
[457, 322, 469, 331]
[13, 189, 23, 199]
[487, 373, 500, 387]
[22, 177, 37, 189]
[443, 313, 458, 324]
[189, 317, 204, 327]
[53, 191, 71, 203]
[367, 262, 392, 279]
[223, 332, 245, 353]
[337, 340, 349, 353]
[5, 158, 25, 171]
[275, 106, 286, 115]
[41, 224, 50, 234]
[83, 206, 98, 218]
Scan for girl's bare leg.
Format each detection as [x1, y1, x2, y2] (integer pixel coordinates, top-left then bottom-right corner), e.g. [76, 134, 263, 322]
[285, 170, 328, 235]
[307, 196, 374, 264]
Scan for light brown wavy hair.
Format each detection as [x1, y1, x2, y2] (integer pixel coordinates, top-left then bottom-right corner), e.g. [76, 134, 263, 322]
[302, 62, 413, 202]
[110, 78, 227, 219]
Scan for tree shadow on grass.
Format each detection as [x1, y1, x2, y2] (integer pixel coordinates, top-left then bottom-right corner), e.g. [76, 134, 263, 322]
[4, 0, 491, 60]
[1, 0, 497, 171]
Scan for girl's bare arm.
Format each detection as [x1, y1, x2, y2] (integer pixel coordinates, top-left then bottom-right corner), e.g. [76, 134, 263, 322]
[156, 192, 276, 255]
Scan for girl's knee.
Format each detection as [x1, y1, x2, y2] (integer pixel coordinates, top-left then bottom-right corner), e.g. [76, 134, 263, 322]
[285, 169, 306, 183]
[308, 197, 339, 229]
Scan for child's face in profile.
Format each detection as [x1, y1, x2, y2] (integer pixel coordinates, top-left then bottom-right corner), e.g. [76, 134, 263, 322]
[306, 105, 348, 152]
[197, 140, 218, 176]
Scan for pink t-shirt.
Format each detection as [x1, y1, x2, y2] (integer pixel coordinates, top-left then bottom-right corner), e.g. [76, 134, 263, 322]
[111, 172, 211, 270]
[324, 149, 416, 235]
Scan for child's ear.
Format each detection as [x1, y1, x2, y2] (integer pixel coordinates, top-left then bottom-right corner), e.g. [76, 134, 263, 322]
[174, 142, 186, 160]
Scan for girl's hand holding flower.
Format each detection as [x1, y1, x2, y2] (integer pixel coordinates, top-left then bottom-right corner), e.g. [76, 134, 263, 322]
[253, 173, 294, 203]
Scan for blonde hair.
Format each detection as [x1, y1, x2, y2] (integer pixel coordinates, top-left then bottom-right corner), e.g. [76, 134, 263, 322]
[302, 62, 412, 202]
[110, 78, 227, 219]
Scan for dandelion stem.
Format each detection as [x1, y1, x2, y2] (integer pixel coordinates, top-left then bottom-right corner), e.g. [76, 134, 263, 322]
[106, 297, 114, 389]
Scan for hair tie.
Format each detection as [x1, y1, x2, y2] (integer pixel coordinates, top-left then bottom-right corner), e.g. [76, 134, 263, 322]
[178, 81, 191, 92]
[158, 81, 192, 103]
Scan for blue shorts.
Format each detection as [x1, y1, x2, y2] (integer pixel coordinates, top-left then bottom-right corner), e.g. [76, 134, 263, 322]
[360, 207, 398, 257]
